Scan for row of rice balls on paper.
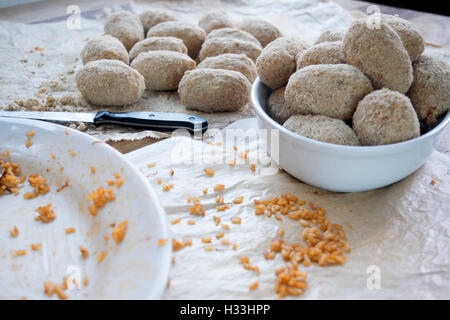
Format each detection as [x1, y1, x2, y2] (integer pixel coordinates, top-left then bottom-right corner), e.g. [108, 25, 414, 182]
[260, 15, 450, 146]
[76, 9, 282, 111]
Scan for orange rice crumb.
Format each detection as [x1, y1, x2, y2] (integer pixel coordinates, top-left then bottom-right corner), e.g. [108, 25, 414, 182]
[79, 246, 88, 258]
[0, 159, 24, 195]
[10, 226, 19, 237]
[162, 183, 174, 191]
[249, 281, 259, 290]
[97, 251, 105, 263]
[106, 180, 115, 186]
[213, 184, 225, 191]
[90, 166, 96, 174]
[233, 196, 244, 204]
[204, 245, 213, 251]
[215, 196, 224, 204]
[201, 237, 212, 243]
[65, 228, 75, 234]
[213, 216, 221, 226]
[231, 217, 242, 224]
[147, 163, 156, 168]
[251, 164, 256, 172]
[216, 204, 230, 211]
[172, 239, 184, 251]
[431, 179, 436, 185]
[104, 235, 109, 241]
[204, 168, 214, 176]
[232, 243, 237, 250]
[31, 244, 41, 251]
[189, 202, 205, 216]
[221, 239, 230, 245]
[83, 277, 89, 287]
[171, 218, 181, 225]
[216, 232, 224, 239]
[203, 188, 208, 195]
[157, 239, 168, 246]
[156, 178, 162, 184]
[14, 250, 27, 256]
[23, 174, 50, 199]
[2, 149, 9, 157]
[111, 219, 127, 243]
[221, 223, 230, 230]
[228, 160, 236, 166]
[44, 282, 67, 300]
[68, 150, 76, 157]
[35, 204, 56, 223]
[187, 220, 196, 225]
[169, 169, 174, 176]
[87, 186, 115, 216]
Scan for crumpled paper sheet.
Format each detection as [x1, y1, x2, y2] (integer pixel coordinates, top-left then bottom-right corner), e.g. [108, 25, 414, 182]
[0, 0, 353, 147]
[126, 132, 450, 299]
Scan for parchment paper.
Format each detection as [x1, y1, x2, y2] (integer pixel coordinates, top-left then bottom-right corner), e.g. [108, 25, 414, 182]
[126, 120, 450, 299]
[0, 0, 354, 146]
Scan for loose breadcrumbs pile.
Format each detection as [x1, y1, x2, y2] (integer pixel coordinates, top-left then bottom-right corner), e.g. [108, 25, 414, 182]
[1, 160, 24, 195]
[111, 219, 128, 243]
[23, 174, 50, 199]
[35, 204, 56, 223]
[253, 193, 350, 298]
[87, 186, 115, 216]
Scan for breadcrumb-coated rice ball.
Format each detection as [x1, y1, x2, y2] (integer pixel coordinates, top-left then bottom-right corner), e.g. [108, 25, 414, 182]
[205, 27, 262, 48]
[381, 14, 424, 62]
[296, 41, 344, 70]
[353, 88, 420, 145]
[76, 59, 145, 106]
[256, 36, 309, 90]
[131, 50, 196, 91]
[238, 19, 281, 47]
[285, 64, 373, 120]
[81, 35, 129, 65]
[267, 86, 298, 124]
[139, 9, 177, 34]
[343, 18, 413, 93]
[199, 37, 262, 62]
[178, 68, 251, 112]
[197, 53, 257, 82]
[314, 30, 344, 44]
[147, 21, 206, 59]
[407, 54, 450, 124]
[104, 11, 144, 51]
[129, 36, 187, 61]
[283, 114, 360, 146]
[199, 11, 234, 34]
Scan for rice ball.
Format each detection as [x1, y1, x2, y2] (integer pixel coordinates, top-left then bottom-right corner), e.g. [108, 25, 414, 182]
[139, 9, 177, 34]
[104, 11, 144, 51]
[343, 18, 413, 93]
[314, 30, 344, 44]
[81, 35, 129, 65]
[256, 36, 309, 90]
[238, 19, 281, 47]
[407, 54, 450, 124]
[296, 41, 344, 70]
[283, 114, 360, 146]
[197, 53, 257, 82]
[129, 36, 187, 61]
[266, 86, 298, 124]
[353, 88, 420, 145]
[285, 64, 373, 120]
[199, 11, 234, 34]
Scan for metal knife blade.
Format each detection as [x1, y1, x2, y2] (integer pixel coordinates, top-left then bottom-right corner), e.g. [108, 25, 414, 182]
[0, 110, 208, 132]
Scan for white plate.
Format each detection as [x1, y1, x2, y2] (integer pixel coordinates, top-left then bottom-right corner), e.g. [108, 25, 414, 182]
[0, 117, 171, 299]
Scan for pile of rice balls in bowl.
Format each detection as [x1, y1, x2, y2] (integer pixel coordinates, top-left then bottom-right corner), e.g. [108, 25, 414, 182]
[76, 9, 281, 112]
[260, 15, 450, 146]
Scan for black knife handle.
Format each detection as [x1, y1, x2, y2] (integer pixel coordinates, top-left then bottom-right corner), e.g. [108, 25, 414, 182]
[93, 111, 208, 132]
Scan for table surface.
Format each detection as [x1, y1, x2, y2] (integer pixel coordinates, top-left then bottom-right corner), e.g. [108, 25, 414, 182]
[0, 0, 449, 155]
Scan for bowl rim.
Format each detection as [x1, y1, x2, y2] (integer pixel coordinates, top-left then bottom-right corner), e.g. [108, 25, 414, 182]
[251, 77, 450, 154]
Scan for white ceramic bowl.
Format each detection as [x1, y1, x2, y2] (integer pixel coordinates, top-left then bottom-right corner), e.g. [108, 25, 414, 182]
[251, 78, 450, 192]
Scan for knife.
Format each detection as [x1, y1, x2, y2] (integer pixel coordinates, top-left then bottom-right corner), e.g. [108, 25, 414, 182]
[0, 110, 208, 133]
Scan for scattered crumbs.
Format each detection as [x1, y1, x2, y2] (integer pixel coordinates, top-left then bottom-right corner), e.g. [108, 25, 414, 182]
[79, 246, 88, 258]
[97, 251, 105, 263]
[216, 232, 224, 239]
[65, 228, 75, 234]
[162, 183, 174, 191]
[216, 204, 230, 211]
[233, 196, 244, 204]
[31, 244, 41, 251]
[157, 238, 168, 246]
[231, 217, 242, 224]
[204, 168, 214, 176]
[213, 216, 221, 226]
[90, 166, 96, 174]
[111, 219, 127, 243]
[221, 223, 230, 230]
[171, 218, 181, 225]
[201, 237, 212, 243]
[213, 184, 225, 192]
[187, 220, 196, 225]
[23, 174, 50, 199]
[44, 282, 67, 300]
[35, 204, 56, 223]
[249, 282, 259, 290]
[147, 163, 156, 168]
[10, 226, 19, 237]
[68, 150, 76, 157]
[215, 196, 224, 204]
[88, 187, 115, 216]
[14, 250, 27, 256]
